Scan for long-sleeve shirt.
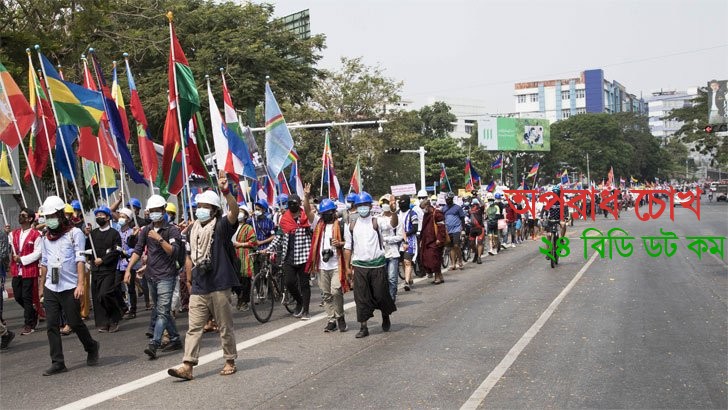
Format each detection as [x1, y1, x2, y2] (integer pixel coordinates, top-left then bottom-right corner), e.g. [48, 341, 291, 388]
[117, 227, 141, 272]
[41, 228, 86, 293]
[9, 229, 42, 276]
[87, 226, 121, 275]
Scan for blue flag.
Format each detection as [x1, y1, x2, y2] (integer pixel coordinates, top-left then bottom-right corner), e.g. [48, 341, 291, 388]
[55, 125, 78, 181]
[264, 82, 295, 178]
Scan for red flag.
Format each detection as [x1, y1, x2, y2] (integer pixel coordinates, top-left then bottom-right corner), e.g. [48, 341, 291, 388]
[25, 58, 56, 181]
[125, 56, 158, 182]
[0, 62, 34, 149]
[278, 171, 290, 195]
[161, 102, 184, 195]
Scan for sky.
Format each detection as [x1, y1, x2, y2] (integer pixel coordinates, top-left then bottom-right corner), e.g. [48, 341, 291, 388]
[264, 0, 728, 114]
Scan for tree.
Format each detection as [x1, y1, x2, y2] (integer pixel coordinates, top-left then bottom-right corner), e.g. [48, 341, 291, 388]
[666, 90, 727, 167]
[419, 101, 456, 138]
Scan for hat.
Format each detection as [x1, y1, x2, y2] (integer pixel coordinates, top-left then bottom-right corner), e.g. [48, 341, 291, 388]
[119, 208, 133, 220]
[288, 194, 301, 204]
[196, 190, 221, 208]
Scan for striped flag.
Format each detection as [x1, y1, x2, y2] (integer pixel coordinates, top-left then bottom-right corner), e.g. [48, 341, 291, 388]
[208, 80, 242, 183]
[0, 142, 12, 186]
[289, 160, 305, 198]
[124, 55, 158, 183]
[221, 72, 257, 179]
[321, 130, 342, 200]
[264, 81, 295, 178]
[0, 61, 34, 149]
[527, 162, 539, 178]
[349, 157, 362, 194]
[25, 56, 56, 182]
[485, 180, 496, 192]
[111, 62, 130, 143]
[491, 154, 502, 170]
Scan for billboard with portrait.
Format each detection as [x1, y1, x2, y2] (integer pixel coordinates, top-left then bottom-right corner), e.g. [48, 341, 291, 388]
[707, 79, 727, 124]
[477, 117, 551, 151]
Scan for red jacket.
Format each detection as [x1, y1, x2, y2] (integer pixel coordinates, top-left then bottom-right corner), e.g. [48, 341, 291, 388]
[10, 228, 41, 279]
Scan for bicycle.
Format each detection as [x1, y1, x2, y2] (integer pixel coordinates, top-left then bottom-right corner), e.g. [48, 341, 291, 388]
[250, 252, 296, 323]
[461, 231, 472, 263]
[546, 219, 561, 269]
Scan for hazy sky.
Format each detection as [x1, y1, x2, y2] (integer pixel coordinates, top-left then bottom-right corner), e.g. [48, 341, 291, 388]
[265, 0, 727, 113]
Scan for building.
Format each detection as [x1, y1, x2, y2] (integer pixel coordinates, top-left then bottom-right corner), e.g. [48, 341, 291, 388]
[514, 69, 648, 123]
[645, 88, 698, 141]
[425, 97, 489, 140]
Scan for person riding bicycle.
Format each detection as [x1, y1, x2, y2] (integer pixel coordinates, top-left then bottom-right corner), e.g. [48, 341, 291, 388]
[544, 186, 567, 243]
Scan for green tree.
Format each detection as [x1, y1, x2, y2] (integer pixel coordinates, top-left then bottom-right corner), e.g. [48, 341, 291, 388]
[666, 91, 727, 167]
[419, 101, 456, 138]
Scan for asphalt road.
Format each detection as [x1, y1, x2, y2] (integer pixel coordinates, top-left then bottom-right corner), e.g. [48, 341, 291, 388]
[1, 202, 726, 409]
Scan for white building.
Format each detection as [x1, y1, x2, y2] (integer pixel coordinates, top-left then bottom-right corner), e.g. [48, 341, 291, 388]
[426, 97, 489, 140]
[645, 88, 698, 140]
[514, 69, 647, 123]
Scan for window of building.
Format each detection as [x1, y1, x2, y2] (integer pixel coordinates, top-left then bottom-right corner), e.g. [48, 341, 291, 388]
[464, 120, 476, 135]
[562, 109, 571, 119]
[517, 95, 526, 103]
[561, 91, 570, 100]
[576, 108, 586, 115]
[575, 89, 585, 99]
[529, 94, 538, 103]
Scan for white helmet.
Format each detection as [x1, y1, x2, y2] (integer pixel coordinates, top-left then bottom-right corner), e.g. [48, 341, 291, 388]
[40, 196, 66, 216]
[486, 192, 494, 201]
[146, 194, 167, 210]
[118, 207, 133, 220]
[195, 190, 221, 208]
[417, 189, 428, 199]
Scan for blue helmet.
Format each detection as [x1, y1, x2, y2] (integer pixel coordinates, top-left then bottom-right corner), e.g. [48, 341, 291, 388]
[70, 199, 82, 211]
[552, 186, 561, 195]
[318, 198, 336, 213]
[345, 192, 358, 203]
[127, 198, 142, 209]
[494, 192, 503, 200]
[94, 205, 111, 218]
[354, 191, 373, 206]
[277, 194, 289, 205]
[254, 199, 269, 212]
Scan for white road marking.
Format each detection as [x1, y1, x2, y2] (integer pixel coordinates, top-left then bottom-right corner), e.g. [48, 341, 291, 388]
[56, 266, 452, 409]
[460, 251, 600, 410]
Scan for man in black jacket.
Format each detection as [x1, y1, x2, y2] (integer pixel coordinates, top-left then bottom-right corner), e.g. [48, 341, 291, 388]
[87, 206, 122, 333]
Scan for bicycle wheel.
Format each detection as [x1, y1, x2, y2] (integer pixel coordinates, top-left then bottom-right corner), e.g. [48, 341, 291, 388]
[250, 270, 274, 323]
[441, 247, 450, 268]
[462, 241, 471, 263]
[551, 232, 558, 268]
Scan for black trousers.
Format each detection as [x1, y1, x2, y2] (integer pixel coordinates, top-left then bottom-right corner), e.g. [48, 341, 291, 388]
[91, 272, 122, 327]
[117, 270, 137, 313]
[353, 265, 397, 323]
[12, 276, 37, 327]
[283, 263, 310, 313]
[44, 288, 96, 366]
[235, 275, 251, 304]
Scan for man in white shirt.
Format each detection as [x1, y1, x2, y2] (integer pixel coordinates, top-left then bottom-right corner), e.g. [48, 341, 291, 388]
[376, 195, 400, 302]
[344, 192, 397, 339]
[38, 196, 99, 376]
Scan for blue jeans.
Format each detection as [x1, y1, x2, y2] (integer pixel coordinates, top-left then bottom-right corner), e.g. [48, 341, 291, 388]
[386, 257, 399, 302]
[148, 277, 179, 347]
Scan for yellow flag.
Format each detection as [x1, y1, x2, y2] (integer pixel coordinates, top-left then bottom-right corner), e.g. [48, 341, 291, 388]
[0, 142, 13, 186]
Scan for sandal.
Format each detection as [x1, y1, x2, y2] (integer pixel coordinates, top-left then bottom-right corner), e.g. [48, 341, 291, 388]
[60, 326, 73, 336]
[167, 366, 194, 381]
[220, 363, 237, 376]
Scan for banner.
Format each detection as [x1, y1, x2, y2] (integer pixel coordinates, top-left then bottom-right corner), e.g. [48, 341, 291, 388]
[478, 117, 551, 151]
[390, 183, 417, 197]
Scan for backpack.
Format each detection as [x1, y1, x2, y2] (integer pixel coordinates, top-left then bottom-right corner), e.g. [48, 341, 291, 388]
[486, 204, 499, 221]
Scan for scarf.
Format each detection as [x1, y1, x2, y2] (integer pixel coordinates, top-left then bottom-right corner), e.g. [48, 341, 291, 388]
[279, 210, 310, 234]
[189, 217, 216, 265]
[235, 223, 257, 278]
[46, 220, 73, 241]
[304, 219, 349, 293]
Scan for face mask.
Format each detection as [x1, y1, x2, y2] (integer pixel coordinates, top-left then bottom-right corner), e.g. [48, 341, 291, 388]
[149, 212, 164, 222]
[195, 208, 211, 222]
[346, 203, 352, 210]
[254, 210, 263, 217]
[381, 204, 391, 213]
[322, 212, 336, 223]
[46, 218, 60, 230]
[399, 202, 408, 211]
[238, 213, 246, 222]
[118, 218, 127, 227]
[38, 216, 45, 224]
[95, 217, 108, 227]
[357, 206, 371, 217]
[288, 203, 301, 213]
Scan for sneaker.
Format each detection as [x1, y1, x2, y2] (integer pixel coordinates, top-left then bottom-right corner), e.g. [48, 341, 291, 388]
[20, 325, 34, 336]
[42, 364, 68, 376]
[404, 283, 410, 291]
[144, 344, 158, 359]
[240, 302, 250, 312]
[488, 250, 495, 255]
[300, 313, 310, 321]
[324, 321, 337, 332]
[122, 312, 136, 320]
[337, 317, 348, 332]
[0, 331, 15, 350]
[382, 314, 391, 332]
[162, 340, 183, 352]
[87, 341, 100, 366]
[98, 326, 109, 333]
[108, 323, 120, 333]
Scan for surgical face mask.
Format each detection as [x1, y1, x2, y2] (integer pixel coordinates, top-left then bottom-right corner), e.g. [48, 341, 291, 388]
[46, 218, 60, 230]
[95, 217, 108, 226]
[118, 218, 127, 227]
[254, 210, 263, 217]
[149, 212, 164, 222]
[38, 216, 46, 224]
[322, 212, 336, 223]
[195, 208, 211, 222]
[238, 213, 246, 222]
[357, 206, 371, 217]
[381, 204, 391, 213]
[346, 203, 352, 210]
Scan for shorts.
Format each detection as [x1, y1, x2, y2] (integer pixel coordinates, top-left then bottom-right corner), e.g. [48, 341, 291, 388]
[402, 251, 415, 261]
[487, 222, 498, 235]
[448, 233, 461, 247]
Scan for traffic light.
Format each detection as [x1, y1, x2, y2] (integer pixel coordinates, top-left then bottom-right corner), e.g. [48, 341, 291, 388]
[705, 125, 713, 133]
[385, 148, 401, 154]
[705, 123, 728, 133]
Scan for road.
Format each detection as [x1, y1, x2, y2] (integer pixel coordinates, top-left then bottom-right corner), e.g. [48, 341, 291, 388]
[0, 202, 726, 409]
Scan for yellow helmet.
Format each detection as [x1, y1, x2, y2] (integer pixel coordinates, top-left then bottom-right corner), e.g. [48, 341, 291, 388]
[165, 202, 177, 214]
[379, 195, 389, 204]
[430, 195, 437, 200]
[64, 204, 74, 214]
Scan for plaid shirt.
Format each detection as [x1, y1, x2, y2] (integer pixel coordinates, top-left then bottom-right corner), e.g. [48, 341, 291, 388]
[269, 227, 311, 266]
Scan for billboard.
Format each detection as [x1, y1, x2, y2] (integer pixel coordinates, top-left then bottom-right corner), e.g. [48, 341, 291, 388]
[477, 117, 551, 151]
[707, 79, 727, 124]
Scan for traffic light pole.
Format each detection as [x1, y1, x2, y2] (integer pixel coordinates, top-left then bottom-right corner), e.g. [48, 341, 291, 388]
[399, 146, 427, 192]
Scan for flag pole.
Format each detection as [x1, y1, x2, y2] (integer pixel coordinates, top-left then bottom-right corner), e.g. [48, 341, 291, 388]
[0, 72, 41, 206]
[319, 130, 327, 197]
[34, 45, 97, 258]
[28, 50, 60, 197]
[123, 54, 156, 198]
[204, 76, 221, 183]
[82, 54, 112, 205]
[4, 144, 28, 206]
[167, 12, 195, 222]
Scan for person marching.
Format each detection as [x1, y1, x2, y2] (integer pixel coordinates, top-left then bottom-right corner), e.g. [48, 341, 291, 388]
[38, 196, 100, 376]
[232, 204, 256, 311]
[377, 195, 401, 301]
[88, 206, 123, 333]
[397, 195, 418, 291]
[9, 208, 42, 335]
[305, 198, 348, 333]
[168, 173, 240, 380]
[344, 192, 397, 338]
[419, 198, 447, 284]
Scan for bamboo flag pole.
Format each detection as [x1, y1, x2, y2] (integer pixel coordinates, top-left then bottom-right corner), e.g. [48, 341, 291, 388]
[27, 50, 60, 197]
